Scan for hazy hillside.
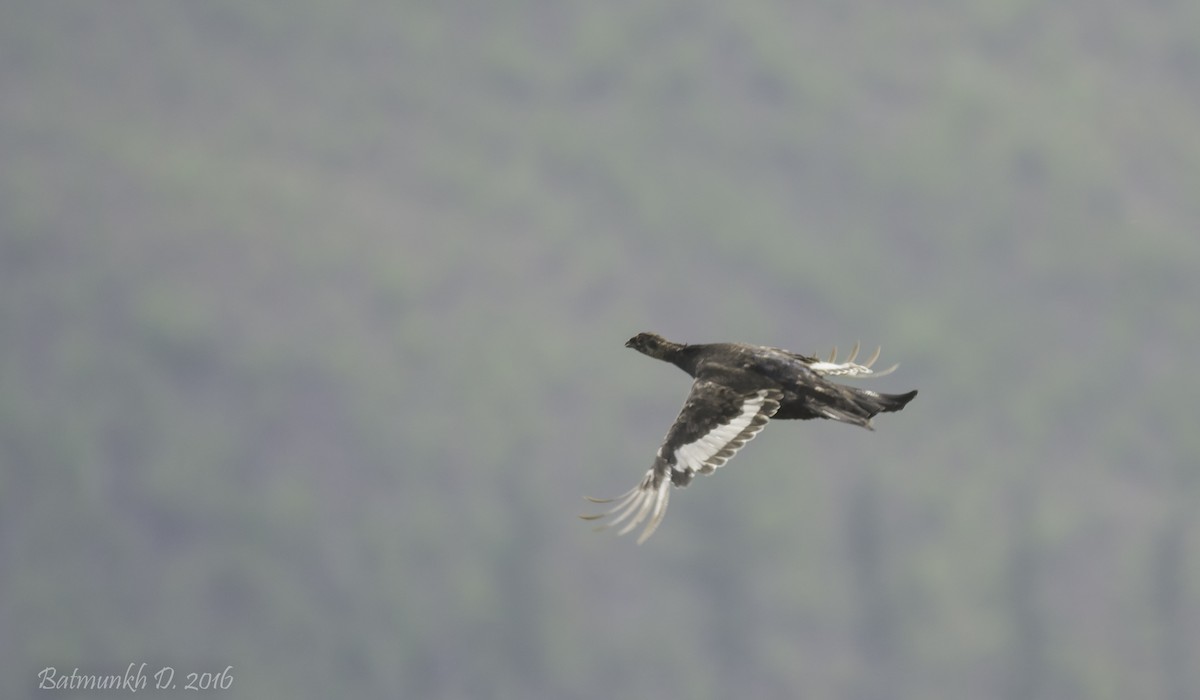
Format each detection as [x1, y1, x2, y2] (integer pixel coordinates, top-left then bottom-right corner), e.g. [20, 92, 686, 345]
[2, 2, 1198, 699]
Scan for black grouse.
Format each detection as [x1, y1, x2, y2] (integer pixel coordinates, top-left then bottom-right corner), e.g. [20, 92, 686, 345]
[583, 332, 917, 543]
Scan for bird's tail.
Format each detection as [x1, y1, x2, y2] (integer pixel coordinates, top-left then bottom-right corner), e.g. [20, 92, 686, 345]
[824, 387, 918, 430]
[874, 388, 918, 414]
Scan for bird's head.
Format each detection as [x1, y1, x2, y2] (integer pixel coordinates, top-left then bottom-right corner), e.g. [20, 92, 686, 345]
[625, 332, 677, 359]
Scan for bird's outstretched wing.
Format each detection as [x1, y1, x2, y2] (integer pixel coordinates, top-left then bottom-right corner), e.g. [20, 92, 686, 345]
[582, 381, 782, 544]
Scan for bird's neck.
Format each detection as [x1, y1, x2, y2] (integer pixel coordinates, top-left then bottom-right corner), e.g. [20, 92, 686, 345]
[662, 343, 701, 376]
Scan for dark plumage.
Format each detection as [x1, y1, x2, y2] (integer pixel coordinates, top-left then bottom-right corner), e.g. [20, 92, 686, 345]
[582, 332, 917, 543]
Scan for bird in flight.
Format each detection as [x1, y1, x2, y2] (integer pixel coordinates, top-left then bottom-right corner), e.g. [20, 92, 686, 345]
[582, 332, 917, 543]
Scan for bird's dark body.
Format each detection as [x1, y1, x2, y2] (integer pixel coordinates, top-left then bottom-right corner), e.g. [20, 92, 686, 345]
[636, 337, 915, 428]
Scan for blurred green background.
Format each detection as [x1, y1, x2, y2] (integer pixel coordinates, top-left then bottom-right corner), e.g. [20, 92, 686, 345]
[2, 1, 1198, 698]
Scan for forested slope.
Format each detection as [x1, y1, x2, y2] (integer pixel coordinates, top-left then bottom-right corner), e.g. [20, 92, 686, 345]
[2, 2, 1198, 698]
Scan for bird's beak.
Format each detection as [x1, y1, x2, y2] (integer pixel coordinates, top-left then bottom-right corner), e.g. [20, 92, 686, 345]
[624, 338, 635, 348]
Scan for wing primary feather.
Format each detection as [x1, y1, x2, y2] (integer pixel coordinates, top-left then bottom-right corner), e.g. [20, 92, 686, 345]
[579, 487, 639, 523]
[637, 485, 671, 544]
[864, 345, 881, 368]
[616, 487, 658, 535]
